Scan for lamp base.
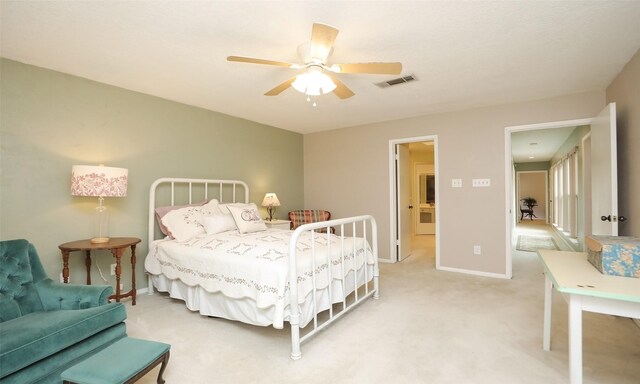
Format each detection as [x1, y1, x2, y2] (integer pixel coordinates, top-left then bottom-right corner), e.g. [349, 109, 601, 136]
[90, 237, 110, 244]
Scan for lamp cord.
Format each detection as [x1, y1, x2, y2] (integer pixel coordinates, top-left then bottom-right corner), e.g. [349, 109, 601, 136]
[90, 251, 109, 284]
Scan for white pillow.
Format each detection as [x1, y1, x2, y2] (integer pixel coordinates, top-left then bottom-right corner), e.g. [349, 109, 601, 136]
[227, 203, 267, 234]
[161, 199, 220, 241]
[201, 214, 237, 234]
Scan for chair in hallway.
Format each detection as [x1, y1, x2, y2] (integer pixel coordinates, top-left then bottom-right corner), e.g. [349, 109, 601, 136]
[520, 203, 535, 220]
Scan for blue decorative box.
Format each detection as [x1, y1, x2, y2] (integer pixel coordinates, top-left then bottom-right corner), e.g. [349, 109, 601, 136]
[585, 236, 640, 278]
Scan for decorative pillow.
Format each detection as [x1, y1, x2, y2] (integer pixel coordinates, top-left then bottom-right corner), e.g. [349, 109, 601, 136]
[227, 203, 267, 234]
[201, 214, 237, 235]
[155, 200, 214, 236]
[161, 199, 220, 241]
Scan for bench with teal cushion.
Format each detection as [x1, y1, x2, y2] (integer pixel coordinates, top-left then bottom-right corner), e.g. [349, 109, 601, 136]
[0, 239, 127, 383]
[61, 337, 170, 384]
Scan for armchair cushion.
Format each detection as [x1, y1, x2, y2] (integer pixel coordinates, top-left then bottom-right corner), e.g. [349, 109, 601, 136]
[0, 302, 127, 378]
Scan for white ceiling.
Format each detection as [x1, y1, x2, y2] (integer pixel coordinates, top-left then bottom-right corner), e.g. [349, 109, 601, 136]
[511, 126, 577, 163]
[1, 1, 639, 135]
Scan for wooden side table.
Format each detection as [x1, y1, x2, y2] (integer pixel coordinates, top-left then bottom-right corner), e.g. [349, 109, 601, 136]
[59, 237, 142, 305]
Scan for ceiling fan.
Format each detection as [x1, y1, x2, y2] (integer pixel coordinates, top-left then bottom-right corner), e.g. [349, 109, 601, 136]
[227, 23, 402, 102]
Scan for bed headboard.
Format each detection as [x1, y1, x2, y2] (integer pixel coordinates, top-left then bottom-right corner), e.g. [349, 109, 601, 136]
[148, 178, 249, 244]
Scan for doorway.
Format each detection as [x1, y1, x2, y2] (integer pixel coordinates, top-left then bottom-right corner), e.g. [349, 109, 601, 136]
[504, 103, 619, 278]
[389, 135, 439, 265]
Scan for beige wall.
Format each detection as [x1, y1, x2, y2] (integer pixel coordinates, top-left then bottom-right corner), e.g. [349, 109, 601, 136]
[0, 59, 304, 288]
[607, 48, 640, 237]
[304, 91, 605, 275]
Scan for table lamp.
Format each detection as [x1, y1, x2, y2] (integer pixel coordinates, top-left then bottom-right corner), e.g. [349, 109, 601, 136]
[261, 193, 280, 221]
[71, 165, 128, 243]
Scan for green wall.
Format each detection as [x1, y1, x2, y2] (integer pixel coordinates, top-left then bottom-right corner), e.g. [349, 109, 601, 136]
[0, 59, 303, 290]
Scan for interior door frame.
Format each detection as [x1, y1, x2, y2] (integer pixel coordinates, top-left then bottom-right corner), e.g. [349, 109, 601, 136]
[389, 135, 439, 264]
[504, 118, 593, 278]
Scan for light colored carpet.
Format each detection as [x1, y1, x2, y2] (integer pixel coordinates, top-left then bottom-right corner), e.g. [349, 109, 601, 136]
[517, 235, 559, 252]
[126, 235, 639, 383]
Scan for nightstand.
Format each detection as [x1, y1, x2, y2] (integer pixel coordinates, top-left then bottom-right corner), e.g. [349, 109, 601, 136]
[264, 219, 291, 230]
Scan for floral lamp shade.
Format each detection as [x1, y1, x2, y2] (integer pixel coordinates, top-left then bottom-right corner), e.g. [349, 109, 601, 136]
[71, 165, 128, 197]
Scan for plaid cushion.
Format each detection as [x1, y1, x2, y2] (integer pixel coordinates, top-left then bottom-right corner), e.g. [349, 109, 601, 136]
[288, 210, 334, 233]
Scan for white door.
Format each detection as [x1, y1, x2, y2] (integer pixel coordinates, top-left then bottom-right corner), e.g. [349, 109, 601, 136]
[590, 103, 618, 236]
[397, 144, 412, 261]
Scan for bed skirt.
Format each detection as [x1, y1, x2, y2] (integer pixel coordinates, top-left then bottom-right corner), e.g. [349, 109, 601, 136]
[149, 265, 372, 329]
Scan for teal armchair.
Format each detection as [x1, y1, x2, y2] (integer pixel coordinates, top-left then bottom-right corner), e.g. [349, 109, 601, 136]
[0, 239, 127, 383]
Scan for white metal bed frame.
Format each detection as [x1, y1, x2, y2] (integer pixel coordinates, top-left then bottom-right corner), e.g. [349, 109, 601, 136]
[146, 178, 380, 359]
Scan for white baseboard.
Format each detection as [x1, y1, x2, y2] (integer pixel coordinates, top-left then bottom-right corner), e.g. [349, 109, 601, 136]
[136, 287, 149, 295]
[436, 265, 510, 279]
[551, 225, 580, 251]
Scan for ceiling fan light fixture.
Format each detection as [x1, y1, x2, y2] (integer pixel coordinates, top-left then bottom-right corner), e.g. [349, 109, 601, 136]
[292, 67, 337, 96]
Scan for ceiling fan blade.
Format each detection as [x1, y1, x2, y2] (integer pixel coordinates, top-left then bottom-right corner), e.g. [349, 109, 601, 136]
[309, 23, 339, 62]
[264, 77, 296, 96]
[326, 74, 355, 99]
[227, 56, 293, 68]
[333, 62, 403, 75]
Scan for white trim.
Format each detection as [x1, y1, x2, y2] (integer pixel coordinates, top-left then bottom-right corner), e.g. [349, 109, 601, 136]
[437, 265, 510, 279]
[504, 117, 594, 280]
[137, 287, 149, 295]
[388, 135, 439, 266]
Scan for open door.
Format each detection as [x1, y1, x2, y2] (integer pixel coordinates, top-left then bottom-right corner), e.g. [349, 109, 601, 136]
[590, 103, 619, 236]
[397, 144, 412, 261]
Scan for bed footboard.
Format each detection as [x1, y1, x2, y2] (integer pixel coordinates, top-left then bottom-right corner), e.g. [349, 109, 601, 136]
[288, 215, 379, 360]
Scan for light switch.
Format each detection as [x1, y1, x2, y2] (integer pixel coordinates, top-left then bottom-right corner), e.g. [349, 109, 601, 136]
[472, 178, 491, 187]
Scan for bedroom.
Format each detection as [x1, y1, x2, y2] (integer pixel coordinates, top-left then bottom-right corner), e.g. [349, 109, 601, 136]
[1, 1, 640, 383]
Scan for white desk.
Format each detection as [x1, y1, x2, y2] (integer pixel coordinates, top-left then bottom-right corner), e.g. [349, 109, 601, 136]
[537, 250, 640, 384]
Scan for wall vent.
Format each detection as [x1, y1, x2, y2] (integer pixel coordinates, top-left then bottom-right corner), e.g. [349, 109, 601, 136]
[375, 74, 418, 88]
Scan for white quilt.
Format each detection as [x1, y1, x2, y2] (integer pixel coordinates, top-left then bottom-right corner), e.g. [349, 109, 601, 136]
[145, 228, 375, 328]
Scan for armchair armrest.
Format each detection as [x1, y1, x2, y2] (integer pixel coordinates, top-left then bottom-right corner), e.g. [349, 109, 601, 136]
[36, 279, 114, 310]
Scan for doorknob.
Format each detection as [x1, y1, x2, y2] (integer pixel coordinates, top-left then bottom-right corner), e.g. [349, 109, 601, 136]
[408, 205, 413, 209]
[601, 215, 611, 222]
[619, 216, 627, 222]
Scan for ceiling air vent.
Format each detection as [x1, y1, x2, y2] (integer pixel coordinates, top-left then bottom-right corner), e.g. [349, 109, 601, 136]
[375, 74, 418, 88]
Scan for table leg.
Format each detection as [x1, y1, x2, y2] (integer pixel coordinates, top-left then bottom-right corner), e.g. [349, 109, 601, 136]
[568, 295, 583, 384]
[62, 250, 70, 283]
[131, 244, 137, 305]
[85, 250, 92, 285]
[111, 248, 123, 302]
[157, 351, 170, 384]
[543, 274, 553, 351]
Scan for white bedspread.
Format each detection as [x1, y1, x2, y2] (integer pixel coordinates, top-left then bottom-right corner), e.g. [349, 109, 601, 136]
[145, 228, 375, 328]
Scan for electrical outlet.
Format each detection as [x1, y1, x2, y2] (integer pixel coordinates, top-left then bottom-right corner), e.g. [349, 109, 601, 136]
[59, 273, 64, 283]
[472, 178, 491, 187]
[473, 245, 482, 255]
[451, 178, 462, 188]
[110, 264, 116, 276]
[119, 283, 124, 291]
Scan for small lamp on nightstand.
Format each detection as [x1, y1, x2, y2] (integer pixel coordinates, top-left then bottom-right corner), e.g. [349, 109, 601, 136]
[261, 193, 280, 222]
[71, 165, 128, 243]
